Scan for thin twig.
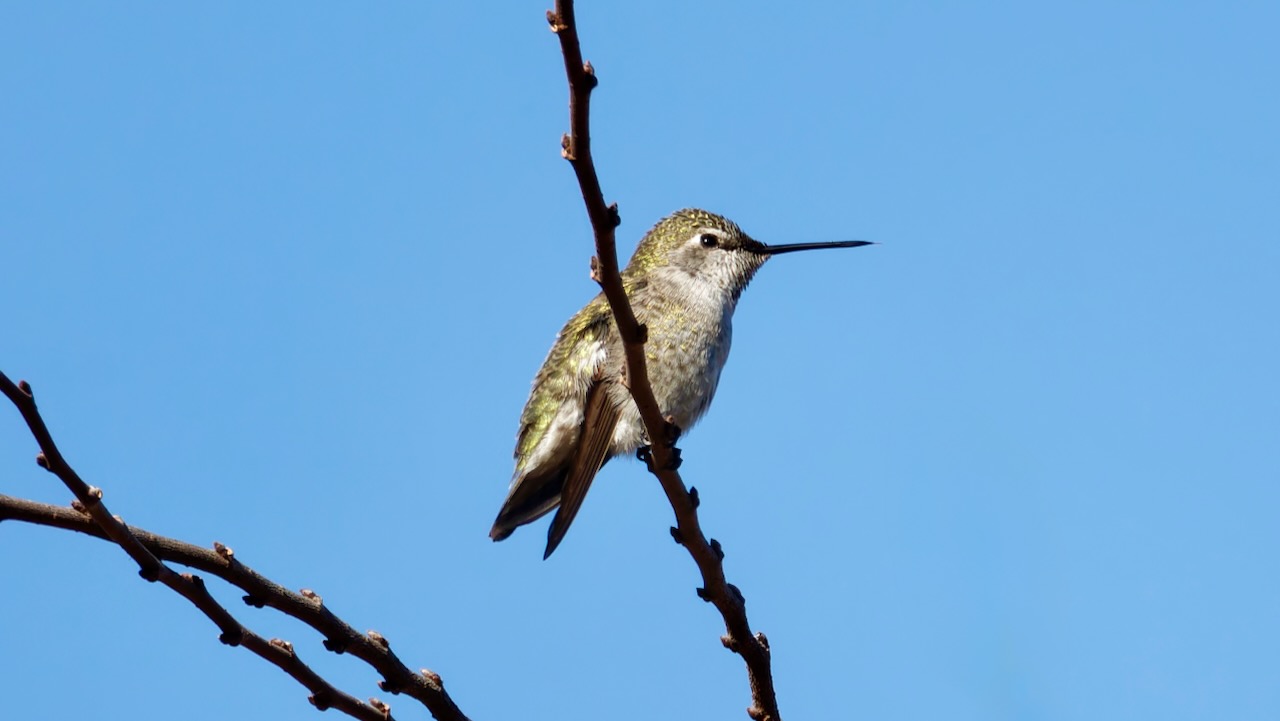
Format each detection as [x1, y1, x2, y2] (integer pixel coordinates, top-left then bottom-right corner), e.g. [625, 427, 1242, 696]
[546, 3, 781, 720]
[0, 373, 469, 721]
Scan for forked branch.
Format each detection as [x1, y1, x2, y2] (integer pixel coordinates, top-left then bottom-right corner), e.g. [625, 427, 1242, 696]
[546, 3, 782, 719]
[0, 373, 470, 721]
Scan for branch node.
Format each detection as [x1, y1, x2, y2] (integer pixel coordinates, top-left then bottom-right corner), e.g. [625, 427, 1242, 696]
[301, 588, 323, 605]
[688, 485, 700, 509]
[369, 697, 391, 717]
[421, 668, 444, 687]
[35, 452, 49, 470]
[748, 705, 768, 721]
[755, 631, 771, 652]
[308, 693, 332, 711]
[218, 630, 243, 647]
[695, 587, 711, 602]
[322, 638, 348, 655]
[607, 202, 620, 228]
[727, 583, 745, 605]
[137, 564, 160, 583]
[710, 537, 725, 560]
[635, 322, 649, 344]
[589, 255, 602, 284]
[669, 526, 684, 545]
[213, 541, 234, 559]
[17, 379, 32, 396]
[377, 679, 401, 695]
[582, 60, 598, 89]
[721, 634, 739, 651]
[546, 10, 566, 32]
[560, 133, 574, 160]
[242, 594, 267, 609]
[269, 637, 296, 655]
[70, 499, 88, 514]
[368, 630, 390, 649]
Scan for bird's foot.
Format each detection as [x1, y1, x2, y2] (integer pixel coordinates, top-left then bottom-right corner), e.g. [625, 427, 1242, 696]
[666, 446, 683, 471]
[636, 444, 682, 472]
[636, 444, 654, 470]
[637, 416, 684, 472]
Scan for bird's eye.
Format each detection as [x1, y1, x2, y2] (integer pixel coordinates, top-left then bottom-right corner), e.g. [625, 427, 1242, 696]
[699, 233, 719, 248]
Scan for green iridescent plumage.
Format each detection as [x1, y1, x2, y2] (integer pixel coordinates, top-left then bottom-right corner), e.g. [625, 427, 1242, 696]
[513, 298, 611, 471]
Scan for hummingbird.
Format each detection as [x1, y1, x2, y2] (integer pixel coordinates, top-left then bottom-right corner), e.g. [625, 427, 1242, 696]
[490, 208, 871, 558]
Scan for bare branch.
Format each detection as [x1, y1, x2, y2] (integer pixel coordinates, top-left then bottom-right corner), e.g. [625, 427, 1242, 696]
[0, 373, 470, 721]
[547, 3, 782, 719]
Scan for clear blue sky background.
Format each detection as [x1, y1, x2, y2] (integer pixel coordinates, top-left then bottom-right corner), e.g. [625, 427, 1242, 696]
[3, 3, 1277, 720]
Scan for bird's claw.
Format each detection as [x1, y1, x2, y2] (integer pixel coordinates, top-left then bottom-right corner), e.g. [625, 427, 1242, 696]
[637, 442, 681, 471]
[662, 415, 683, 446]
[636, 445, 654, 471]
[666, 446, 682, 470]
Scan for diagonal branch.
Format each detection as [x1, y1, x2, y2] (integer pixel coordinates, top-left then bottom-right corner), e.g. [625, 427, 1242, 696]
[0, 372, 470, 721]
[545, 3, 782, 720]
[8, 502, 388, 720]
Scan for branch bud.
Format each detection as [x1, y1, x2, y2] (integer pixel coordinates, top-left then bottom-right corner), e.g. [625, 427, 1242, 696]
[309, 693, 332, 711]
[755, 631, 771, 652]
[727, 583, 744, 605]
[369, 697, 391, 718]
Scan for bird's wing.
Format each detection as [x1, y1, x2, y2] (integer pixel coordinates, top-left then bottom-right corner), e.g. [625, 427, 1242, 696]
[490, 297, 613, 544]
[543, 377, 619, 559]
[513, 297, 612, 469]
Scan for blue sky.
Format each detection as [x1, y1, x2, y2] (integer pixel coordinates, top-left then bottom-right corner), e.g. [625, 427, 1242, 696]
[3, 3, 1277, 720]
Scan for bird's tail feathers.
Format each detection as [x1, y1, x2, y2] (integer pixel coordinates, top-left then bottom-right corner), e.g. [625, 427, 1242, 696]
[489, 470, 563, 542]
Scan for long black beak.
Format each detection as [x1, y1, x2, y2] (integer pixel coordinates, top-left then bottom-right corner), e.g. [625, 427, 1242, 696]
[760, 240, 875, 256]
